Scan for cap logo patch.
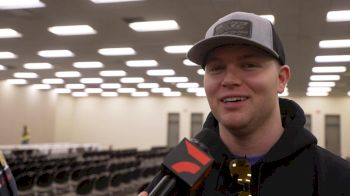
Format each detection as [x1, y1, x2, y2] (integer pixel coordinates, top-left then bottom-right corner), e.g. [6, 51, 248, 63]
[214, 20, 252, 38]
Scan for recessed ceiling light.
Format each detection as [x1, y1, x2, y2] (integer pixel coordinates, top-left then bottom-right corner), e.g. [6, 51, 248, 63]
[319, 39, 350, 48]
[183, 59, 198, 66]
[129, 20, 179, 32]
[163, 91, 182, 97]
[0, 64, 6, 70]
[312, 66, 346, 73]
[327, 10, 350, 22]
[73, 61, 103, 68]
[98, 47, 136, 56]
[85, 88, 103, 93]
[100, 83, 121, 89]
[137, 83, 159, 88]
[42, 78, 64, 84]
[99, 70, 126, 77]
[24, 63, 53, 69]
[38, 50, 74, 58]
[146, 69, 175, 76]
[14, 72, 38, 78]
[32, 84, 51, 90]
[117, 88, 136, 93]
[0, 51, 17, 59]
[0, 0, 45, 10]
[55, 71, 81, 78]
[197, 69, 205, 75]
[65, 84, 85, 89]
[90, 0, 144, 4]
[306, 92, 329, 96]
[131, 92, 149, 97]
[80, 78, 103, 84]
[120, 77, 144, 83]
[0, 28, 22, 38]
[151, 88, 171, 93]
[6, 79, 27, 85]
[307, 87, 332, 92]
[176, 83, 199, 88]
[48, 25, 96, 36]
[308, 82, 336, 87]
[126, 60, 158, 67]
[101, 92, 118, 97]
[54, 88, 71, 94]
[72, 92, 88, 97]
[315, 55, 350, 63]
[163, 77, 188, 83]
[164, 45, 193, 54]
[310, 75, 340, 81]
[187, 87, 205, 94]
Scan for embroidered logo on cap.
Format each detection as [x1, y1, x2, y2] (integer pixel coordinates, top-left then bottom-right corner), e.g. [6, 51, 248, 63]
[214, 20, 252, 38]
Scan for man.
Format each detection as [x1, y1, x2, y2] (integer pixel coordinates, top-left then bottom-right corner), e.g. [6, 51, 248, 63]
[139, 11, 350, 196]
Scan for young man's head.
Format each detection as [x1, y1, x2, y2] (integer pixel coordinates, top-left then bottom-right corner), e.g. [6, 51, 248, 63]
[187, 12, 290, 136]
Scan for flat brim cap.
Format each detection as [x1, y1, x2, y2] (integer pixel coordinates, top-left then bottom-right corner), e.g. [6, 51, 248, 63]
[187, 12, 285, 68]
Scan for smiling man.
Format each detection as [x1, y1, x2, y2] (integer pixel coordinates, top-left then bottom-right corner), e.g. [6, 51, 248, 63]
[139, 11, 350, 196]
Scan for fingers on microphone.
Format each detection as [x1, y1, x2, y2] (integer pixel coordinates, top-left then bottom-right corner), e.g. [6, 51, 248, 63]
[138, 191, 148, 196]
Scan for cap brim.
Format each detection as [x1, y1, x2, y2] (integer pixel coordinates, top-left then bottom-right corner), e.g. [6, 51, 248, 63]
[187, 35, 279, 68]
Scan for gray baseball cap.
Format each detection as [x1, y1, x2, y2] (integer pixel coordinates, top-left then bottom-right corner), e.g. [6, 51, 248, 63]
[187, 12, 285, 68]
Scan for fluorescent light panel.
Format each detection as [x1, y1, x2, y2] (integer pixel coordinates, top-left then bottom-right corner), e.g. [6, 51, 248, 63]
[327, 10, 350, 22]
[101, 92, 118, 97]
[100, 83, 121, 89]
[146, 69, 175, 76]
[90, 0, 144, 3]
[129, 20, 179, 32]
[24, 63, 53, 69]
[312, 66, 346, 73]
[48, 25, 96, 36]
[0, 65, 6, 70]
[163, 91, 181, 97]
[197, 69, 205, 75]
[183, 59, 198, 66]
[54, 88, 71, 94]
[14, 72, 38, 78]
[163, 77, 188, 83]
[310, 75, 340, 81]
[72, 92, 88, 97]
[66, 84, 85, 89]
[99, 70, 126, 77]
[55, 71, 81, 78]
[306, 92, 329, 96]
[42, 78, 64, 84]
[176, 83, 199, 88]
[307, 87, 332, 92]
[73, 61, 103, 68]
[137, 83, 159, 88]
[6, 79, 27, 85]
[319, 39, 350, 48]
[117, 88, 136, 93]
[85, 88, 103, 93]
[315, 55, 350, 63]
[0, 0, 45, 10]
[120, 77, 144, 83]
[32, 84, 51, 90]
[126, 60, 158, 67]
[151, 88, 171, 93]
[80, 78, 103, 84]
[98, 47, 136, 56]
[308, 82, 335, 87]
[0, 28, 22, 38]
[164, 45, 193, 54]
[38, 50, 74, 57]
[132, 92, 149, 97]
[0, 51, 17, 59]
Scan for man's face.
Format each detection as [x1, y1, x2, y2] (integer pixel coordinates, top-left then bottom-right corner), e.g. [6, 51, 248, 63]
[203, 45, 289, 136]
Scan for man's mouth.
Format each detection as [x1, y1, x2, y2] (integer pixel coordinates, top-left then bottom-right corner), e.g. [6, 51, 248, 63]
[223, 97, 248, 103]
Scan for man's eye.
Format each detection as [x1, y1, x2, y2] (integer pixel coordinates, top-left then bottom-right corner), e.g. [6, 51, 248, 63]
[242, 64, 259, 69]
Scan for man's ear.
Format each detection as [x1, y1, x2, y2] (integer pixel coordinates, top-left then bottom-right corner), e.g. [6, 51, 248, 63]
[277, 65, 291, 93]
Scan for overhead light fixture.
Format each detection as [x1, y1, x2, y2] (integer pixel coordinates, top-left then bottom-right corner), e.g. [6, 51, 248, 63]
[126, 60, 158, 67]
[38, 50, 74, 58]
[0, 51, 17, 59]
[319, 39, 350, 48]
[312, 66, 346, 73]
[73, 61, 103, 68]
[307, 87, 332, 93]
[0, 0, 45, 10]
[90, 0, 144, 4]
[42, 78, 64, 84]
[99, 70, 126, 77]
[176, 83, 199, 88]
[54, 88, 71, 94]
[85, 88, 103, 93]
[310, 75, 340, 81]
[187, 87, 205, 94]
[0, 28, 22, 38]
[120, 77, 144, 83]
[101, 92, 118, 97]
[80, 78, 103, 84]
[131, 92, 149, 97]
[24, 63, 53, 69]
[117, 88, 136, 93]
[315, 55, 350, 63]
[164, 45, 193, 54]
[163, 77, 188, 83]
[65, 84, 85, 89]
[308, 82, 336, 87]
[100, 83, 121, 89]
[137, 83, 159, 88]
[98, 47, 136, 56]
[306, 92, 329, 97]
[32, 84, 51, 90]
[0, 64, 6, 70]
[151, 88, 171, 93]
[195, 91, 206, 97]
[14, 72, 38, 78]
[72, 92, 88, 97]
[260, 15, 275, 24]
[6, 79, 27, 85]
[129, 20, 179, 32]
[55, 71, 81, 78]
[146, 69, 175, 76]
[327, 10, 350, 22]
[348, 91, 350, 96]
[197, 69, 205, 75]
[163, 91, 182, 97]
[183, 59, 198, 66]
[48, 25, 96, 36]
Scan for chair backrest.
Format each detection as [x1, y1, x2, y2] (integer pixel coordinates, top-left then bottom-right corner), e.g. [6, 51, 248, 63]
[76, 178, 95, 195]
[94, 174, 109, 191]
[36, 170, 54, 187]
[109, 173, 121, 188]
[54, 169, 70, 184]
[15, 172, 35, 191]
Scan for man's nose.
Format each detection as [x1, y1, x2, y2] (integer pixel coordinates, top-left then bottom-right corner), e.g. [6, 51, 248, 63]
[222, 69, 242, 88]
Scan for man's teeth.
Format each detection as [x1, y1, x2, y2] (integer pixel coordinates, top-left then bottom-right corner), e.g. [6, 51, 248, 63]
[223, 97, 247, 103]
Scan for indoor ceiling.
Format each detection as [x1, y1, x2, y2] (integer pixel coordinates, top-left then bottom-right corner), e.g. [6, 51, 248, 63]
[0, 0, 350, 97]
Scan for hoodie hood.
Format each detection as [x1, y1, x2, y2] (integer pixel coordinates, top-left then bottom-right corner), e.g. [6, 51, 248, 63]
[197, 98, 317, 163]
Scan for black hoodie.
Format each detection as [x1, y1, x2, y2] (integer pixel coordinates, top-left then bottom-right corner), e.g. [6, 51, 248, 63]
[194, 98, 350, 196]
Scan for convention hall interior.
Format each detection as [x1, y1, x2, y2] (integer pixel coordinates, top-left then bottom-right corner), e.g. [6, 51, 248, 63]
[0, 0, 350, 195]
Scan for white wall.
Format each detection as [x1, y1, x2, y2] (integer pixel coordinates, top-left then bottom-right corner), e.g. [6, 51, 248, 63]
[0, 81, 57, 144]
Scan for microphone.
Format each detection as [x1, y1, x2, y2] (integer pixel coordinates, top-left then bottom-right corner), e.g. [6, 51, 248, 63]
[147, 138, 214, 196]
